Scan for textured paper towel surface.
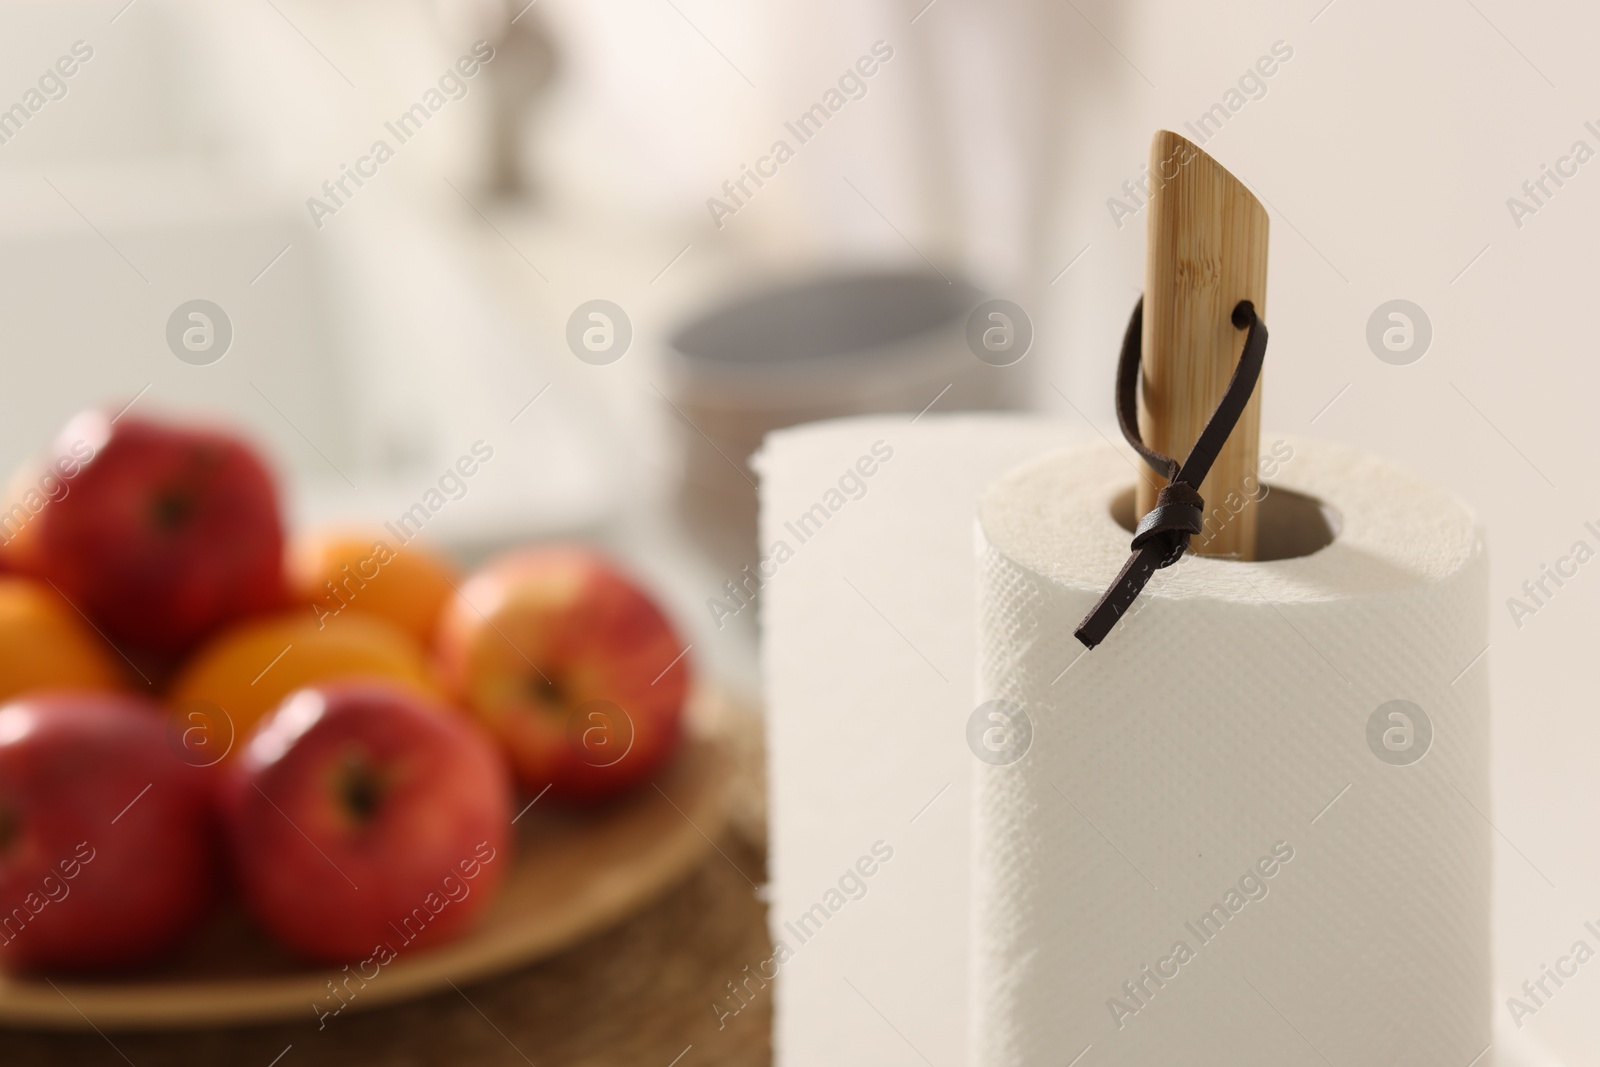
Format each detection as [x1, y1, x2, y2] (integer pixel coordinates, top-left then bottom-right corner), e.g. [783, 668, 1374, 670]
[973, 438, 1492, 1066]
[756, 413, 1085, 1067]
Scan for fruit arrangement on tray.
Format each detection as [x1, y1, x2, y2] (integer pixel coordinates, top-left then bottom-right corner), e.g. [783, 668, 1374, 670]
[0, 407, 693, 977]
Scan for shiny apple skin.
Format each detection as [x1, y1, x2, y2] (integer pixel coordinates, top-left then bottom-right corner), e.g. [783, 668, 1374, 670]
[0, 691, 219, 972]
[222, 682, 512, 964]
[435, 547, 690, 803]
[31, 410, 286, 657]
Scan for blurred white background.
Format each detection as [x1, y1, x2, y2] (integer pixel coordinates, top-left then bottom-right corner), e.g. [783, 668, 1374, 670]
[0, 0, 1595, 1059]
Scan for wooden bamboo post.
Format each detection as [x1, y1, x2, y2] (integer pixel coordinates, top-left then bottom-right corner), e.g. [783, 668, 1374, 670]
[1137, 129, 1270, 560]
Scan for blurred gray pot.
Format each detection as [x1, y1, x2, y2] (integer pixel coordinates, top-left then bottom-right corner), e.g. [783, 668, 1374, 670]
[662, 269, 1004, 569]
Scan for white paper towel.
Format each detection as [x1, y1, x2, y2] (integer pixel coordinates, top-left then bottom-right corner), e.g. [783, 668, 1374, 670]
[972, 436, 1492, 1066]
[756, 413, 1085, 1066]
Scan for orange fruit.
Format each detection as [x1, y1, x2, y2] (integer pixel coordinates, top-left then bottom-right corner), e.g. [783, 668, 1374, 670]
[286, 529, 457, 648]
[167, 612, 441, 753]
[0, 577, 127, 701]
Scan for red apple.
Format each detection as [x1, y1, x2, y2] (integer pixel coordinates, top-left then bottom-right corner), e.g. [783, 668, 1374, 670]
[0, 692, 218, 972]
[30, 410, 285, 657]
[222, 681, 511, 963]
[435, 546, 689, 802]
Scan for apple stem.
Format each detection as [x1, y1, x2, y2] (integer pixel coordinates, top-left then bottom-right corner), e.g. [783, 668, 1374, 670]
[339, 758, 385, 823]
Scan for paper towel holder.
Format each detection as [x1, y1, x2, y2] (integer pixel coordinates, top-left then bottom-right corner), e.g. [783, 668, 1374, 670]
[1138, 129, 1270, 562]
[1075, 131, 1272, 648]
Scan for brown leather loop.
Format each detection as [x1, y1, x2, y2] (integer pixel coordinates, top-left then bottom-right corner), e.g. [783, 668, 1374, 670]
[1074, 297, 1268, 649]
[1131, 482, 1205, 564]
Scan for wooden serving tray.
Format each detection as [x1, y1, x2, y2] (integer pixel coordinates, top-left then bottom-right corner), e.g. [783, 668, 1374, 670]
[0, 736, 729, 1030]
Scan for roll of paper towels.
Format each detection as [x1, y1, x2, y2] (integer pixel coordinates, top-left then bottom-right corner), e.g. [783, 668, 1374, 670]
[972, 436, 1492, 1065]
[756, 413, 1084, 1066]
